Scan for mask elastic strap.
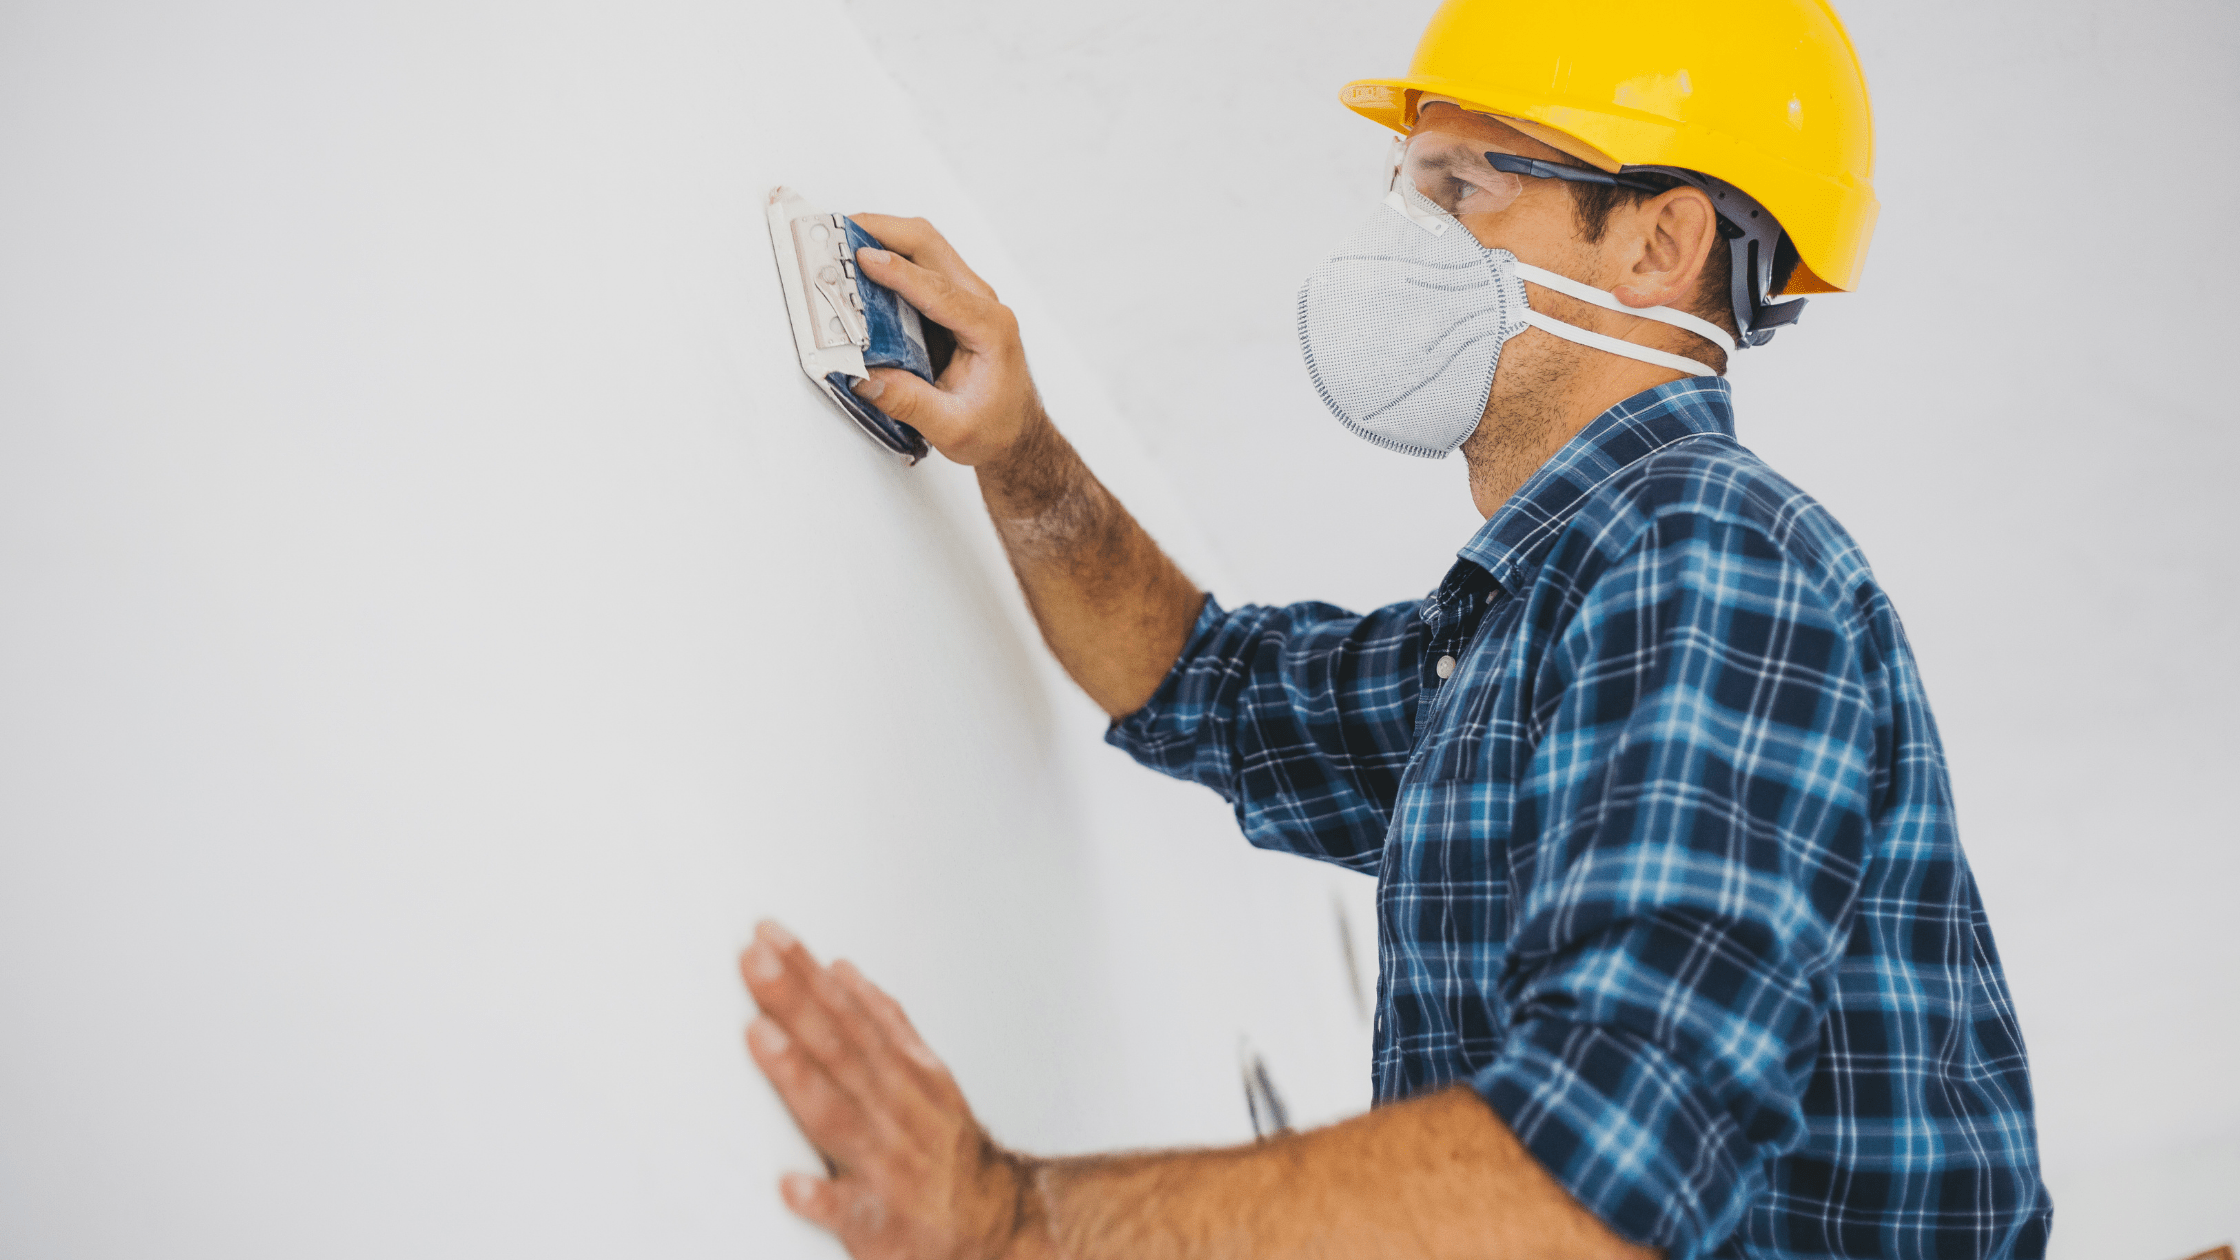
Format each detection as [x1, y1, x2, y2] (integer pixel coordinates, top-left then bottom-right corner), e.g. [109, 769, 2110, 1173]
[1509, 261, 1737, 357]
[1516, 309, 1723, 378]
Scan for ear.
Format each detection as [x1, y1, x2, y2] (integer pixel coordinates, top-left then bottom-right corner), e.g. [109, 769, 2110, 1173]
[1610, 186, 1720, 311]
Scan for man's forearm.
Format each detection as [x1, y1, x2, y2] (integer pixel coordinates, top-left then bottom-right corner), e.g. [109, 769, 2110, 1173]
[742, 928, 1659, 1260]
[1010, 1087, 1656, 1260]
[831, 216, 1203, 717]
[977, 409, 1204, 718]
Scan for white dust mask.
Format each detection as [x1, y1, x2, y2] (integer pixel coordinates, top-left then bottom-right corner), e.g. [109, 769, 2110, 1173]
[1298, 186, 1735, 458]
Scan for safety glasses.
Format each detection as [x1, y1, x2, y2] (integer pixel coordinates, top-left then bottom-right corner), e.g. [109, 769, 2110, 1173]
[1384, 120, 1806, 342]
[1385, 128, 1677, 220]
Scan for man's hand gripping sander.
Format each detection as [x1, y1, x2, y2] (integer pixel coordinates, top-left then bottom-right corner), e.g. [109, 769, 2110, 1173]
[766, 187, 953, 464]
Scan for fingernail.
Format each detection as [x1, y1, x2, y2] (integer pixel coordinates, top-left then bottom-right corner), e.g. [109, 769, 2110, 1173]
[757, 920, 797, 950]
[749, 942, 783, 982]
[780, 1172, 814, 1206]
[749, 1017, 789, 1054]
[851, 376, 885, 401]
[857, 247, 891, 264]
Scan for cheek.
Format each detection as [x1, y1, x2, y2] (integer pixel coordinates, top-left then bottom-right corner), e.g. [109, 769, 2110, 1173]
[1455, 213, 1509, 251]
[1458, 186, 1577, 254]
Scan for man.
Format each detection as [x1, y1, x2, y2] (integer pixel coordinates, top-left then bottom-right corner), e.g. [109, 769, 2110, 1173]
[740, 0, 2052, 1255]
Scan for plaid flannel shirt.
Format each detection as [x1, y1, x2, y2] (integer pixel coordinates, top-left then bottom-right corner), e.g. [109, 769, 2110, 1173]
[1109, 379, 2051, 1258]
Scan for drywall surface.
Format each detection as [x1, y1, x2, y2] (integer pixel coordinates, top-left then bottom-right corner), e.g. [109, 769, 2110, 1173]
[0, 1, 1371, 1255]
[841, 1, 2240, 1256]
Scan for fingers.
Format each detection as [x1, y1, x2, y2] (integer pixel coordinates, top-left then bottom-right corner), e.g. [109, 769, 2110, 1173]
[832, 212, 1045, 470]
[852, 246, 1015, 356]
[742, 922, 968, 1154]
[848, 213, 994, 299]
[742, 927, 1006, 1258]
[832, 961, 956, 1113]
[842, 964, 957, 1088]
[741, 925, 901, 1114]
[747, 1015, 876, 1169]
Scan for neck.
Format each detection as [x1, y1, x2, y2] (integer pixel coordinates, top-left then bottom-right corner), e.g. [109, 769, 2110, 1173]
[1460, 353, 1685, 518]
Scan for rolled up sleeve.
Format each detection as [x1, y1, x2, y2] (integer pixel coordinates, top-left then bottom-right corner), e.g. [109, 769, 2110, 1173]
[1106, 594, 1425, 872]
[1473, 514, 1876, 1255]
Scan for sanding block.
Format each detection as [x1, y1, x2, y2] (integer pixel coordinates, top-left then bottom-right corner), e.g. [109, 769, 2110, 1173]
[766, 186, 950, 464]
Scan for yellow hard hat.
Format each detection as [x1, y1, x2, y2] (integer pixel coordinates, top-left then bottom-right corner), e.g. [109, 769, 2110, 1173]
[1342, 0, 1877, 298]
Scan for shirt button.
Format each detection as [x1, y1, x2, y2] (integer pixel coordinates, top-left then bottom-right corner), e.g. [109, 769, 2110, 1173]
[1435, 654, 1456, 680]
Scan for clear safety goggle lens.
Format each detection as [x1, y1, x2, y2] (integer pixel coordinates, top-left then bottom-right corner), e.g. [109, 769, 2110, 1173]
[1385, 129, 1527, 219]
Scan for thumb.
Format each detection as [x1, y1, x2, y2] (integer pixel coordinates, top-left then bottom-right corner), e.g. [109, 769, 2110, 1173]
[852, 369, 952, 432]
[778, 1172, 845, 1232]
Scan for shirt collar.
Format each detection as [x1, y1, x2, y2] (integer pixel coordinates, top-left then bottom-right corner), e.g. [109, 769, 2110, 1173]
[1454, 377, 1737, 592]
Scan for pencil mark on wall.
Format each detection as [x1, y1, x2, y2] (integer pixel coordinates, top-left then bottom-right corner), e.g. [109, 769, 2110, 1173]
[1239, 1040, 1291, 1139]
[1334, 891, 1370, 1025]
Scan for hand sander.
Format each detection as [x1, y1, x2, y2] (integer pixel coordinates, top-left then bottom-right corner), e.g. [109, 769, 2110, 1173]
[765, 186, 954, 464]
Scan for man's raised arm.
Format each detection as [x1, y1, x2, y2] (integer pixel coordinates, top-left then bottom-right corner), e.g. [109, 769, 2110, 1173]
[845, 214, 1205, 717]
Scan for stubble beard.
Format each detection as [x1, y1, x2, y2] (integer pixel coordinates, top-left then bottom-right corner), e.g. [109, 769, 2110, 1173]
[1459, 337, 1588, 515]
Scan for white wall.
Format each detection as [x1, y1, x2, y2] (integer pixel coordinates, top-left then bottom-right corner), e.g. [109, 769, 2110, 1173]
[4, 0, 2231, 1254]
[0, 1, 1372, 1255]
[842, 0, 2240, 1256]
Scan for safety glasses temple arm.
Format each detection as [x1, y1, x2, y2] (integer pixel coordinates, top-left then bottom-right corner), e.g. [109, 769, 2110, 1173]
[1483, 152, 1672, 194]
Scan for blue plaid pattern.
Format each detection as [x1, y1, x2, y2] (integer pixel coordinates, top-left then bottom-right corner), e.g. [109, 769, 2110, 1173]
[1109, 379, 2051, 1258]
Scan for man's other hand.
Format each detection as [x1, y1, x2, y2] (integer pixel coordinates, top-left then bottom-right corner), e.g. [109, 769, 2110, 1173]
[740, 921, 1037, 1260]
[847, 215, 1045, 469]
